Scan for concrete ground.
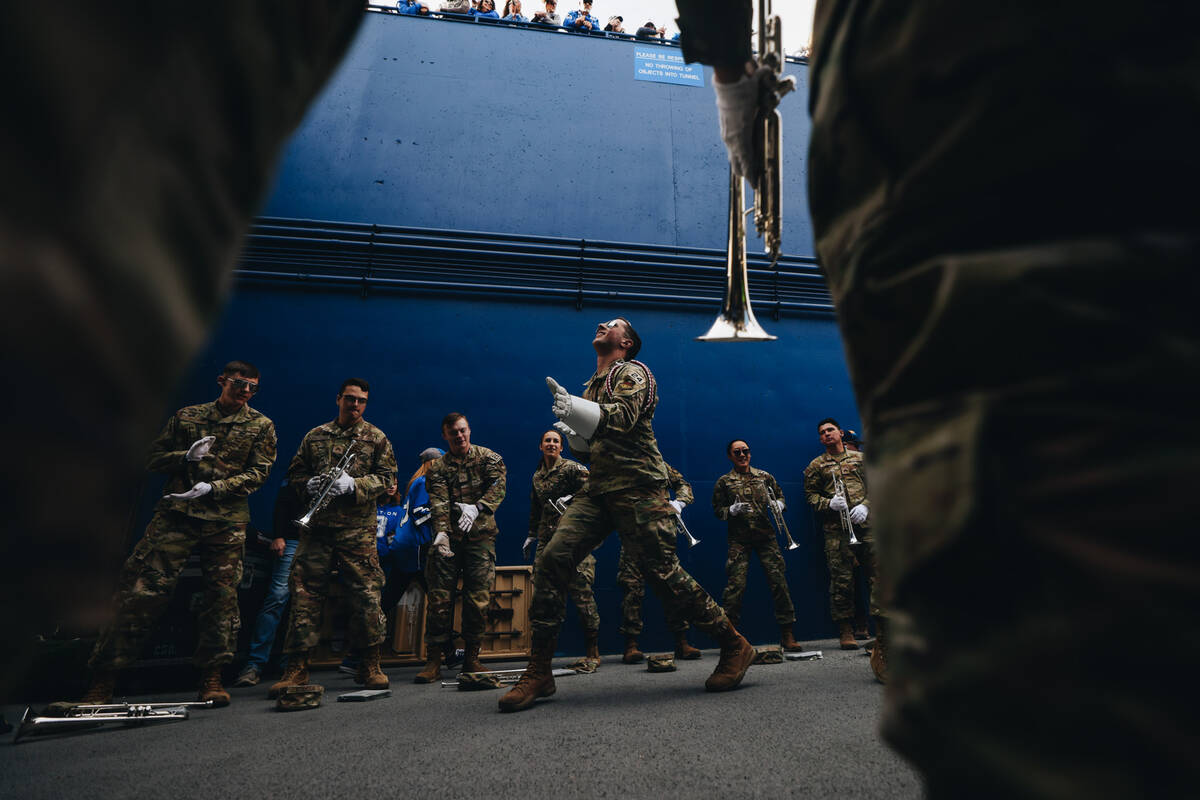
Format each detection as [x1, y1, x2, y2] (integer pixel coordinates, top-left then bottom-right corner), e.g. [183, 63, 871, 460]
[0, 638, 922, 799]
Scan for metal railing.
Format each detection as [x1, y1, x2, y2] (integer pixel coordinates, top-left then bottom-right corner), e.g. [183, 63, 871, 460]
[236, 217, 833, 314]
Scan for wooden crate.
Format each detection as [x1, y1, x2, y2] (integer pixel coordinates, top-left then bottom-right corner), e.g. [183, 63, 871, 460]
[311, 565, 532, 667]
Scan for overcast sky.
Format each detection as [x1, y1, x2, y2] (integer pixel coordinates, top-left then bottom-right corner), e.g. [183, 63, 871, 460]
[583, 0, 814, 57]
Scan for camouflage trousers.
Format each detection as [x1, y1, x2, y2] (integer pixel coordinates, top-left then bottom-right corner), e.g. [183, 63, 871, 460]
[616, 544, 688, 635]
[823, 529, 879, 621]
[90, 511, 244, 670]
[531, 484, 734, 645]
[721, 537, 795, 626]
[537, 532, 599, 632]
[424, 536, 496, 645]
[283, 524, 385, 652]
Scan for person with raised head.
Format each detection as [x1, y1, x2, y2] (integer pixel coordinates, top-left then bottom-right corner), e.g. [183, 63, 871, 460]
[269, 378, 397, 698]
[414, 413, 507, 683]
[526, 429, 598, 663]
[83, 360, 277, 707]
[498, 317, 756, 712]
[616, 462, 703, 662]
[803, 418, 875, 651]
[712, 439, 804, 652]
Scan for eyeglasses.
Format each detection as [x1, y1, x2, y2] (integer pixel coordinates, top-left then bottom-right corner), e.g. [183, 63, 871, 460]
[341, 395, 368, 405]
[732, 448, 751, 456]
[223, 377, 259, 394]
[601, 319, 621, 328]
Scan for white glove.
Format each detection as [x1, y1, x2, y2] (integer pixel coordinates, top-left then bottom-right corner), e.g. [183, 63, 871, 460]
[553, 421, 590, 455]
[306, 475, 324, 495]
[829, 494, 848, 512]
[433, 532, 454, 558]
[714, 67, 770, 180]
[455, 502, 480, 532]
[669, 500, 686, 515]
[728, 502, 751, 517]
[546, 377, 602, 438]
[167, 481, 212, 500]
[186, 436, 216, 462]
[328, 471, 355, 497]
[522, 536, 536, 559]
[770, 499, 785, 515]
[849, 504, 869, 525]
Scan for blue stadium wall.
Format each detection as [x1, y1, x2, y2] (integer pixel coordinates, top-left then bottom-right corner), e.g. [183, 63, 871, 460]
[145, 10, 863, 657]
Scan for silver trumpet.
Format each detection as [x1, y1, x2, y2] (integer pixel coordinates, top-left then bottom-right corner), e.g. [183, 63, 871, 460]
[15, 700, 212, 743]
[765, 485, 800, 551]
[549, 494, 573, 515]
[831, 468, 859, 545]
[675, 513, 700, 548]
[697, 0, 794, 342]
[295, 442, 359, 530]
[441, 668, 575, 688]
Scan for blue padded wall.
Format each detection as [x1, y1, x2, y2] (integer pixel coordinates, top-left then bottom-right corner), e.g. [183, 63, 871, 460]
[140, 12, 862, 657]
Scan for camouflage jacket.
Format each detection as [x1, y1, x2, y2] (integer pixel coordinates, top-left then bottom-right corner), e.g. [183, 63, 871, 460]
[665, 462, 694, 506]
[426, 444, 506, 541]
[580, 359, 669, 494]
[286, 419, 397, 529]
[529, 457, 589, 543]
[804, 448, 871, 535]
[712, 466, 784, 542]
[148, 400, 277, 522]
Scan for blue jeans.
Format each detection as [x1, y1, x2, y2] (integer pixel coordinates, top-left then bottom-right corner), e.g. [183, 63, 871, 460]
[244, 539, 297, 669]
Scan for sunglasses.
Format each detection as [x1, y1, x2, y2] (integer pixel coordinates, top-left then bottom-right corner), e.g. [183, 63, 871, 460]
[732, 448, 750, 456]
[341, 395, 368, 405]
[601, 319, 621, 328]
[222, 377, 259, 394]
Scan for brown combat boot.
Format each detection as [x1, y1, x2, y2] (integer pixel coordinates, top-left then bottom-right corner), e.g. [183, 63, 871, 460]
[81, 669, 117, 704]
[839, 620, 859, 650]
[461, 640, 484, 674]
[414, 650, 443, 684]
[704, 631, 755, 692]
[358, 645, 390, 690]
[870, 617, 888, 685]
[497, 639, 556, 713]
[674, 631, 701, 660]
[854, 615, 870, 640]
[198, 665, 230, 707]
[584, 631, 601, 661]
[621, 636, 644, 664]
[268, 653, 309, 699]
[779, 625, 804, 652]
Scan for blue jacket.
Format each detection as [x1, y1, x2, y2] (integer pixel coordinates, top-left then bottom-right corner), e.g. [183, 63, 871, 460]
[502, 13, 528, 22]
[396, 0, 426, 14]
[563, 10, 600, 31]
[375, 502, 403, 560]
[472, 8, 500, 17]
[387, 476, 433, 573]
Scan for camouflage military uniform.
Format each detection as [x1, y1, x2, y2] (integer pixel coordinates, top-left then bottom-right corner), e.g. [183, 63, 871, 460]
[711, 467, 796, 626]
[616, 463, 694, 635]
[90, 401, 277, 669]
[803, 449, 878, 621]
[282, 419, 396, 652]
[529, 457, 596, 632]
[531, 361, 736, 645]
[681, 0, 1200, 794]
[424, 444, 506, 646]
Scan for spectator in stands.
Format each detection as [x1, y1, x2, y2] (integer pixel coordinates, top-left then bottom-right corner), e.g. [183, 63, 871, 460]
[438, 0, 471, 14]
[530, 0, 560, 26]
[564, 0, 599, 32]
[472, 0, 500, 18]
[635, 21, 666, 41]
[397, 0, 432, 14]
[604, 15, 624, 33]
[501, 0, 527, 21]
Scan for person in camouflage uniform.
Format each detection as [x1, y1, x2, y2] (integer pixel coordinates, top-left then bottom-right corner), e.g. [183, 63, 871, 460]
[414, 413, 507, 683]
[678, 0, 1200, 794]
[270, 378, 397, 698]
[803, 418, 876, 650]
[84, 361, 277, 707]
[499, 317, 756, 712]
[616, 462, 703, 661]
[525, 429, 598, 661]
[712, 440, 804, 652]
